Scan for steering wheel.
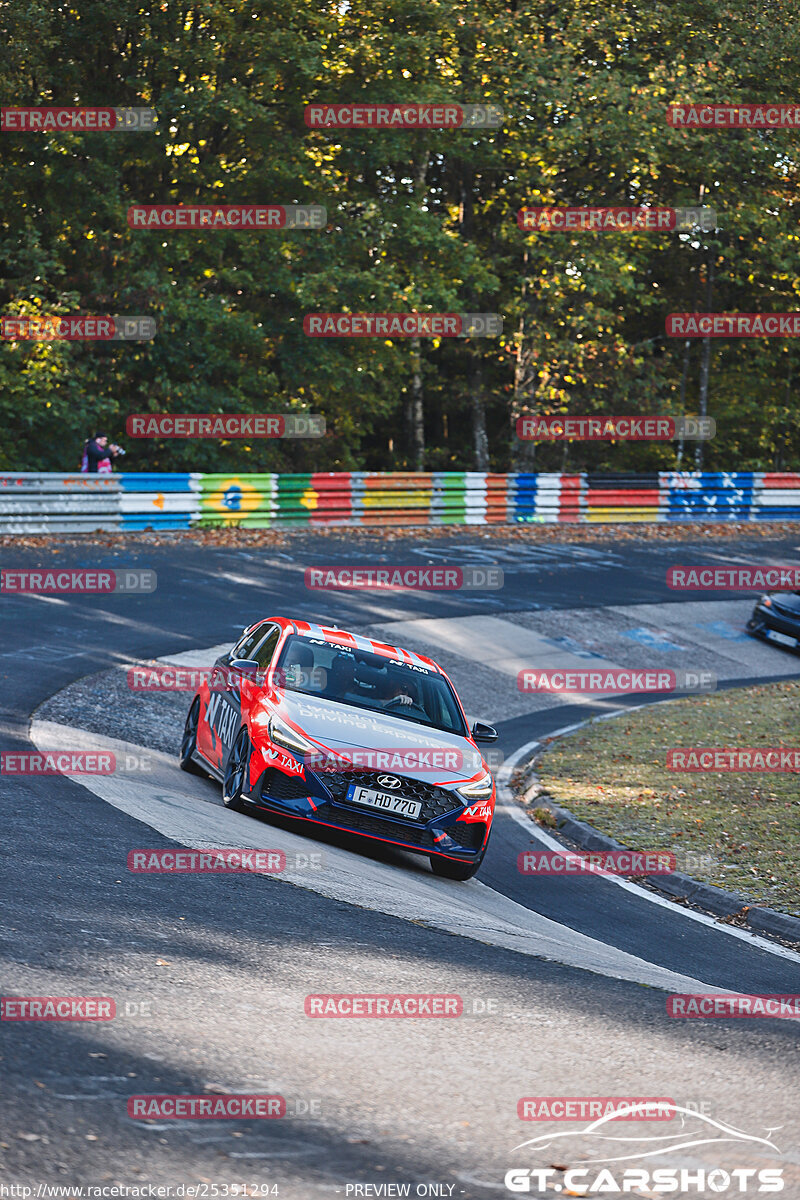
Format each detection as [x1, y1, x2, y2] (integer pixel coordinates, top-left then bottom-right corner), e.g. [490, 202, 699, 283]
[384, 696, 427, 718]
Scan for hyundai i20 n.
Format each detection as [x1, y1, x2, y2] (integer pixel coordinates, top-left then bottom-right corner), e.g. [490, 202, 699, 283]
[180, 618, 498, 880]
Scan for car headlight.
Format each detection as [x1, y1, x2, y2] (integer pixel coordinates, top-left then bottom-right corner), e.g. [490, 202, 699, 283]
[456, 771, 493, 801]
[760, 594, 773, 608]
[268, 714, 315, 756]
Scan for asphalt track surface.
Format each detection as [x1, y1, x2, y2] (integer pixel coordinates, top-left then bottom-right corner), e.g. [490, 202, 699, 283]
[3, 530, 800, 1196]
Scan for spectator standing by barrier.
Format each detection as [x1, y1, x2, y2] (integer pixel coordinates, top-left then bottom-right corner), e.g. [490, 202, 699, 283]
[80, 432, 125, 473]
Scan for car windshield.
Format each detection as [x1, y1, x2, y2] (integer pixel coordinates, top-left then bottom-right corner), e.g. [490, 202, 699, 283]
[274, 635, 467, 735]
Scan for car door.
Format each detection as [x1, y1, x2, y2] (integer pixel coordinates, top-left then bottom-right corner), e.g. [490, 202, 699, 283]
[198, 622, 268, 770]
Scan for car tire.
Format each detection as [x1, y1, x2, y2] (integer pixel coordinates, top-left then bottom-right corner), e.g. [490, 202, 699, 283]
[223, 726, 251, 813]
[430, 845, 486, 881]
[179, 697, 205, 775]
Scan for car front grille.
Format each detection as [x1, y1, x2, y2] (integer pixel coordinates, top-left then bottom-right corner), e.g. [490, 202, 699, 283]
[312, 803, 438, 849]
[315, 768, 462, 823]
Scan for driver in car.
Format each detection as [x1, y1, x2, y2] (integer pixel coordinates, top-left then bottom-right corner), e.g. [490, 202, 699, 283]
[381, 673, 417, 708]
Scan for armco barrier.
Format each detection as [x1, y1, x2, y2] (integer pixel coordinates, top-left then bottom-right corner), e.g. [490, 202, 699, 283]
[1, 471, 799, 535]
[660, 470, 756, 522]
[0, 473, 121, 534]
[585, 473, 663, 523]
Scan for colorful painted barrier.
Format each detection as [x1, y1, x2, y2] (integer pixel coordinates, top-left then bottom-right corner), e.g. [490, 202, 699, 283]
[1, 471, 800, 534]
[659, 470, 756, 522]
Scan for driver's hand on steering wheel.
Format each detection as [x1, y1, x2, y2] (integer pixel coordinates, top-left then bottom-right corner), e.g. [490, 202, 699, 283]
[390, 691, 413, 706]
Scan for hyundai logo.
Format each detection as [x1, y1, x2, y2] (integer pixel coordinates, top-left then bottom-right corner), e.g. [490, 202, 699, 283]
[377, 774, 402, 789]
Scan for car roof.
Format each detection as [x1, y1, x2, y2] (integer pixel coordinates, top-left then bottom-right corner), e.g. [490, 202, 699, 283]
[260, 617, 445, 674]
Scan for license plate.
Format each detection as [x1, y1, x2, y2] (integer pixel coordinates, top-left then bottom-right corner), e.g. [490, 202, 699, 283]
[766, 629, 797, 647]
[346, 784, 422, 820]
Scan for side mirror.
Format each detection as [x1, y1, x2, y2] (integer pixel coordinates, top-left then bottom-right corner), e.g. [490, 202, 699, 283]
[230, 658, 261, 680]
[471, 720, 498, 744]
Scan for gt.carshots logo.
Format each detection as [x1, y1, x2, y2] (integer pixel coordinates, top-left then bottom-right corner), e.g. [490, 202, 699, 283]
[303, 313, 502, 337]
[305, 566, 503, 590]
[305, 994, 462, 1018]
[505, 1104, 785, 1193]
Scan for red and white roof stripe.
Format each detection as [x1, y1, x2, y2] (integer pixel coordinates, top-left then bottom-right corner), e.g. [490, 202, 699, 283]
[290, 620, 441, 672]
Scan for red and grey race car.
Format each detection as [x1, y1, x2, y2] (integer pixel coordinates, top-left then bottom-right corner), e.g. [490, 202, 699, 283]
[180, 617, 498, 880]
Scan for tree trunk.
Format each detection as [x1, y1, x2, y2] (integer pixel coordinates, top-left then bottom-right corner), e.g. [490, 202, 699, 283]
[694, 255, 715, 470]
[407, 153, 429, 472]
[409, 337, 425, 471]
[471, 355, 489, 470]
[676, 266, 699, 468]
[511, 249, 536, 471]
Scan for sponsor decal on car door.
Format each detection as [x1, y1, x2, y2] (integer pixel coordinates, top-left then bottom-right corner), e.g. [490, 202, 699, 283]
[203, 682, 241, 770]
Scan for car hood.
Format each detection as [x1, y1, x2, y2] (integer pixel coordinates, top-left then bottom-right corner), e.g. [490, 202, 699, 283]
[268, 690, 485, 783]
[770, 590, 800, 613]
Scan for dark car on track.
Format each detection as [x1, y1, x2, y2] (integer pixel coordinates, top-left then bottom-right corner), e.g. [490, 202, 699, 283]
[180, 617, 498, 880]
[746, 590, 800, 652]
